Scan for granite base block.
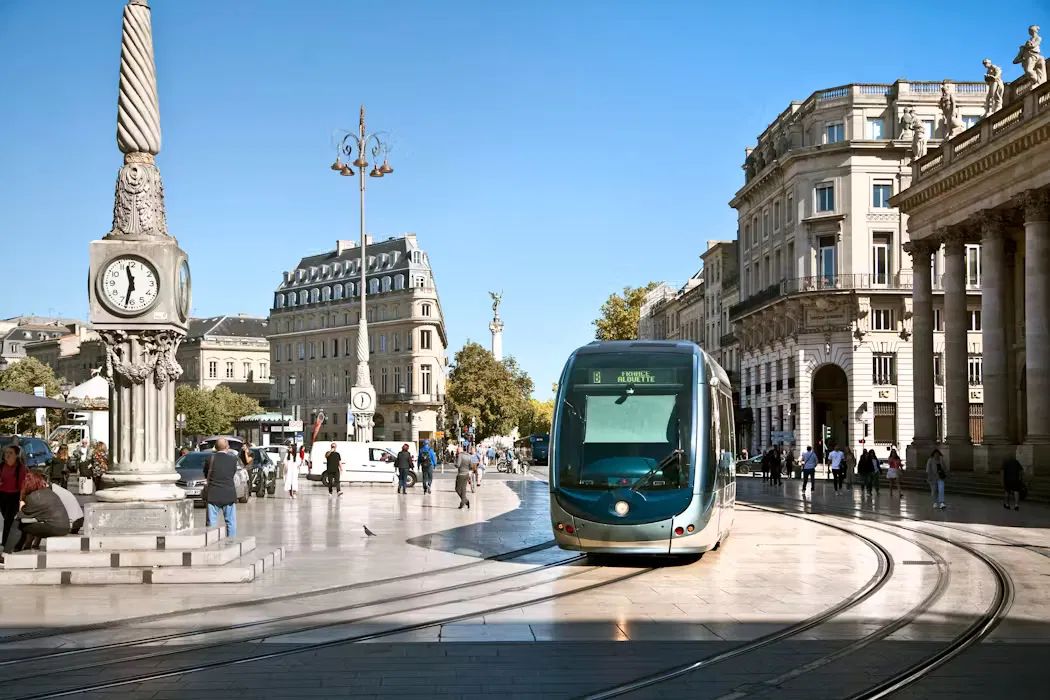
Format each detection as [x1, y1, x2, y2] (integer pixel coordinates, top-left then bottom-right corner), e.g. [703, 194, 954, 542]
[84, 499, 194, 535]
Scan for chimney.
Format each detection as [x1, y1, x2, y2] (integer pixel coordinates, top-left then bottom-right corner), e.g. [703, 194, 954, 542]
[336, 239, 356, 255]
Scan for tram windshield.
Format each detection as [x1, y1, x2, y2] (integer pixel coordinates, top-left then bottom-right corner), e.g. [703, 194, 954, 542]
[556, 352, 694, 490]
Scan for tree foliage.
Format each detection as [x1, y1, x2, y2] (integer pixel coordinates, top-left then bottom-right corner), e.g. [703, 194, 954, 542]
[445, 342, 533, 442]
[175, 385, 262, 437]
[518, 398, 554, 437]
[593, 282, 660, 340]
[0, 357, 66, 434]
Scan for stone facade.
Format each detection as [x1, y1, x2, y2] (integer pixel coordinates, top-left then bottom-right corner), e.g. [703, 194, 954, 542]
[177, 315, 272, 402]
[268, 234, 447, 444]
[1, 317, 80, 370]
[894, 75, 1050, 474]
[730, 80, 987, 459]
[24, 325, 105, 385]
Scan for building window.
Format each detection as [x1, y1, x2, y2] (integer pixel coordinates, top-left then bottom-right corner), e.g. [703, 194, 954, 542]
[381, 367, 388, 394]
[368, 279, 379, 294]
[825, 122, 845, 144]
[872, 233, 891, 285]
[965, 244, 981, 288]
[867, 118, 885, 140]
[744, 224, 751, 250]
[381, 277, 392, 292]
[421, 330, 432, 350]
[923, 119, 936, 139]
[934, 353, 944, 385]
[225, 361, 235, 379]
[819, 236, 836, 283]
[873, 353, 896, 385]
[968, 355, 983, 385]
[393, 366, 402, 393]
[873, 403, 897, 444]
[406, 365, 413, 393]
[962, 115, 980, 129]
[872, 181, 893, 208]
[933, 308, 943, 331]
[379, 334, 387, 353]
[321, 340, 327, 358]
[816, 183, 835, 212]
[309, 342, 316, 359]
[871, 308, 894, 330]
[260, 362, 268, 379]
[752, 216, 758, 246]
[969, 309, 982, 331]
[421, 364, 432, 396]
[242, 361, 251, 378]
[208, 360, 217, 379]
[297, 342, 305, 360]
[970, 404, 985, 444]
[763, 210, 770, 239]
[773, 201, 781, 230]
[787, 195, 794, 225]
[393, 332, 401, 352]
[345, 369, 352, 394]
[421, 303, 432, 317]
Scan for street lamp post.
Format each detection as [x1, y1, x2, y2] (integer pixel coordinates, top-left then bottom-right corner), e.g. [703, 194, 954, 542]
[332, 106, 393, 443]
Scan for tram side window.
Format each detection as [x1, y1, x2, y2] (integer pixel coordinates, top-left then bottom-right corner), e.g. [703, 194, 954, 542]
[718, 393, 735, 481]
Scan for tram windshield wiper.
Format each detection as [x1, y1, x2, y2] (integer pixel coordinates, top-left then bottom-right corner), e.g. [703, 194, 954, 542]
[631, 448, 684, 492]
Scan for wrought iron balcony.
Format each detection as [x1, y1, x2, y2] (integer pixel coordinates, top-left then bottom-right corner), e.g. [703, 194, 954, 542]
[730, 273, 914, 319]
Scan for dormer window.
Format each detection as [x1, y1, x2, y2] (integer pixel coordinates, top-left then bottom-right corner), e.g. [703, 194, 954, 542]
[412, 251, 422, 264]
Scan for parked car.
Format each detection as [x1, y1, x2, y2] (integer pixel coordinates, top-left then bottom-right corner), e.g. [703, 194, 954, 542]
[175, 450, 250, 506]
[246, 447, 278, 496]
[735, 454, 764, 476]
[306, 441, 415, 487]
[196, 435, 244, 453]
[0, 435, 59, 474]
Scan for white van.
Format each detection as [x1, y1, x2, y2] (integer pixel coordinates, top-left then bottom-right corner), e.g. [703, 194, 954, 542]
[307, 442, 415, 487]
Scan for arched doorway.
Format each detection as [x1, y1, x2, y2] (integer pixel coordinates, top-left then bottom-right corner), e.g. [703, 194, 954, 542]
[812, 364, 848, 450]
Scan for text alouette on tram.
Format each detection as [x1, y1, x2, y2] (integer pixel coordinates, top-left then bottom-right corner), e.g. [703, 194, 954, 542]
[549, 341, 736, 554]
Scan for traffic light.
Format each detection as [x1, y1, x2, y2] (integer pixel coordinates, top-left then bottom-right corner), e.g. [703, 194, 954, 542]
[822, 424, 832, 441]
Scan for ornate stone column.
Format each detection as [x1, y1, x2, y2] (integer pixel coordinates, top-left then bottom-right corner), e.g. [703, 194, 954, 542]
[906, 240, 937, 447]
[1023, 190, 1050, 443]
[978, 212, 1011, 444]
[942, 231, 971, 447]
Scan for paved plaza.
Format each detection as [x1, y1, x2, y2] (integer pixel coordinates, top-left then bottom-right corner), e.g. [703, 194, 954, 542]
[0, 473, 1045, 698]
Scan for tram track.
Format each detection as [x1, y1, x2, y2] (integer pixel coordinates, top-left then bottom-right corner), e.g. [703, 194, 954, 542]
[579, 505, 896, 700]
[9, 562, 654, 700]
[0, 538, 560, 646]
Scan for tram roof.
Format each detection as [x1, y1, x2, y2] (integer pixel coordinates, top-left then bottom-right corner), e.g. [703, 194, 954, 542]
[579, 340, 697, 355]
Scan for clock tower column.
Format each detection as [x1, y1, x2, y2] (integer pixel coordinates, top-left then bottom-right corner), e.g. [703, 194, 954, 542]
[86, 0, 190, 514]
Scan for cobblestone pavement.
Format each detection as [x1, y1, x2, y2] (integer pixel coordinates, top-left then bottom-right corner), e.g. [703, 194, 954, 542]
[0, 472, 1046, 699]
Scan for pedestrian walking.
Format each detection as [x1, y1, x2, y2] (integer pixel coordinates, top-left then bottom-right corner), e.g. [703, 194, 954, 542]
[925, 448, 948, 509]
[204, 438, 239, 537]
[52, 444, 70, 489]
[870, 450, 882, 494]
[801, 445, 818, 493]
[770, 446, 783, 485]
[395, 443, 413, 495]
[858, 449, 875, 495]
[829, 444, 845, 493]
[417, 439, 437, 494]
[0, 445, 26, 549]
[90, 442, 108, 492]
[761, 447, 772, 482]
[283, 448, 299, 499]
[454, 447, 473, 509]
[74, 439, 91, 477]
[324, 443, 343, 496]
[472, 445, 484, 488]
[1002, 456, 1024, 511]
[886, 448, 904, 499]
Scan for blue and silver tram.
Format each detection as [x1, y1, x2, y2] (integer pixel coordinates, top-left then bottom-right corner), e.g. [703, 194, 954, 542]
[549, 341, 736, 554]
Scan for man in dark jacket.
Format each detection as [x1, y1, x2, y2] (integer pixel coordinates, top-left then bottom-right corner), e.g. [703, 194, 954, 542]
[395, 444, 414, 495]
[204, 438, 239, 537]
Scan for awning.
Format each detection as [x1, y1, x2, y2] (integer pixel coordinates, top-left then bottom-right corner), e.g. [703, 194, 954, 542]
[0, 390, 75, 418]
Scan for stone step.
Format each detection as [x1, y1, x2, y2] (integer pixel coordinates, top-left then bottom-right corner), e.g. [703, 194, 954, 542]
[2, 537, 255, 570]
[0, 547, 284, 585]
[41, 526, 227, 553]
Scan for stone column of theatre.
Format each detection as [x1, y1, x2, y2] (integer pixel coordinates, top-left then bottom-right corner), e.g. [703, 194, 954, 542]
[909, 242, 937, 446]
[1024, 190, 1050, 443]
[979, 213, 1010, 444]
[942, 234, 971, 446]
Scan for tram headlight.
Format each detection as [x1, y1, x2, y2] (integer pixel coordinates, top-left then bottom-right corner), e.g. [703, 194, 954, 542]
[613, 501, 630, 517]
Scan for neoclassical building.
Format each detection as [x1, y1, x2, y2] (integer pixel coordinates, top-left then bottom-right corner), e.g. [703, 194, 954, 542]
[730, 79, 987, 457]
[177, 315, 272, 403]
[895, 67, 1050, 473]
[268, 234, 447, 444]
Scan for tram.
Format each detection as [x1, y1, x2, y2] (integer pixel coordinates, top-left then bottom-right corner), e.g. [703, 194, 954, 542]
[549, 341, 736, 554]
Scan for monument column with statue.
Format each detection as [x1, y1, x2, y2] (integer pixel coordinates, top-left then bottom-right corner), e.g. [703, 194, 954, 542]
[86, 0, 192, 530]
[489, 292, 504, 362]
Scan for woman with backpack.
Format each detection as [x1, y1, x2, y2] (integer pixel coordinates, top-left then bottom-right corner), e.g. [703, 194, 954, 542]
[417, 440, 437, 494]
[926, 448, 949, 510]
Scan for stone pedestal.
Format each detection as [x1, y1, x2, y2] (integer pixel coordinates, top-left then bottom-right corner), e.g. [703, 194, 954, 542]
[972, 444, 1017, 475]
[490, 318, 504, 362]
[1017, 442, 1050, 476]
[942, 442, 973, 474]
[84, 499, 193, 535]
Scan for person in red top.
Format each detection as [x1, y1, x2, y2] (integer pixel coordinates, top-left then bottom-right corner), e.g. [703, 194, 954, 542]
[1, 445, 27, 547]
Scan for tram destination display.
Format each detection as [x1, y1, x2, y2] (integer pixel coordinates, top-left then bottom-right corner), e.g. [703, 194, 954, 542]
[577, 368, 680, 385]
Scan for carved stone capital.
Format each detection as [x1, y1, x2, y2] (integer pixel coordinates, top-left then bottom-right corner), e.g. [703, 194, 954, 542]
[1021, 189, 1050, 222]
[101, 329, 185, 388]
[976, 210, 1011, 241]
[109, 160, 169, 238]
[939, 226, 972, 254]
[903, 238, 939, 261]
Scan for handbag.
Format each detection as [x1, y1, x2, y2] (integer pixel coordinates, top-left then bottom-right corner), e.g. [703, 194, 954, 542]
[936, 466, 947, 480]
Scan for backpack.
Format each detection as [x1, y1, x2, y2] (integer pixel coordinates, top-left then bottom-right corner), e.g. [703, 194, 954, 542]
[419, 450, 432, 468]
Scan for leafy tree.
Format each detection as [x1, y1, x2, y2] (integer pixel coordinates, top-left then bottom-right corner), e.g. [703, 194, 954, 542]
[445, 342, 533, 442]
[519, 398, 554, 437]
[175, 385, 261, 437]
[0, 357, 66, 434]
[593, 282, 660, 340]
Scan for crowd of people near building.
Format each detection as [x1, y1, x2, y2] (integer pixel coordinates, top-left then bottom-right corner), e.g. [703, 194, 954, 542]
[747, 441, 1027, 511]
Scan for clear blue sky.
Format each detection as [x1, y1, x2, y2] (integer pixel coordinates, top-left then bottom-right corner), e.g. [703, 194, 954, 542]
[0, 1, 1043, 397]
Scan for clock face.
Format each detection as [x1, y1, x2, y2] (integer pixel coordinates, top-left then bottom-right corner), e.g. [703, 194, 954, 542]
[100, 257, 159, 314]
[176, 259, 191, 321]
[352, 392, 372, 410]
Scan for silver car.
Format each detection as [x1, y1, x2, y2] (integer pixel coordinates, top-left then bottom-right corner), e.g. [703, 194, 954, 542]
[175, 450, 250, 506]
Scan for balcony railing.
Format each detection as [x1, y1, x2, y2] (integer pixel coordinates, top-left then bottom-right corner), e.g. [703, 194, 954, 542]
[730, 274, 914, 319]
[719, 332, 738, 347]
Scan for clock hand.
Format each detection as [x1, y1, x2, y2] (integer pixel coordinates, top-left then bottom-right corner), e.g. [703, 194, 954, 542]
[125, 265, 136, 305]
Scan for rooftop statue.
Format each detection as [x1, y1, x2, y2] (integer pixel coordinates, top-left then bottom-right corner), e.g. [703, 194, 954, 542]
[1014, 25, 1047, 86]
[983, 59, 1004, 116]
[939, 82, 965, 139]
[489, 291, 503, 317]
